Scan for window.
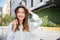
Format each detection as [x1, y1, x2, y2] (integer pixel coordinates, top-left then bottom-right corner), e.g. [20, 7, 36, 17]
[31, 0, 33, 7]
[40, 0, 42, 2]
[23, 0, 26, 5]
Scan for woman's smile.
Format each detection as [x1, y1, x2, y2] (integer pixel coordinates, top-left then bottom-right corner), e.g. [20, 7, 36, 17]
[17, 8, 25, 21]
[18, 15, 24, 19]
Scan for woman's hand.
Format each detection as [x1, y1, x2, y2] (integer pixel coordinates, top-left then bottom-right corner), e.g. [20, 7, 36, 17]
[12, 19, 18, 32]
[25, 6, 33, 15]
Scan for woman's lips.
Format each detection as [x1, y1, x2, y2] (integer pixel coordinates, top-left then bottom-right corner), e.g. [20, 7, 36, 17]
[18, 16, 24, 19]
[20, 16, 23, 18]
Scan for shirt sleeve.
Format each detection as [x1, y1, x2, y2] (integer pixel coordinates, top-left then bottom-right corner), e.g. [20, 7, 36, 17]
[7, 31, 15, 40]
[28, 13, 42, 30]
[8, 22, 12, 33]
[7, 22, 15, 40]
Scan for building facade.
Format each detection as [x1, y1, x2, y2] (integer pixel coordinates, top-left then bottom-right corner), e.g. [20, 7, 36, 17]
[0, 7, 2, 15]
[6, 0, 10, 15]
[10, 0, 49, 16]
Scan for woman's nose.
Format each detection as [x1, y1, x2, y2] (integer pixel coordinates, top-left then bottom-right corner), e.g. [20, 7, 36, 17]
[19, 13, 21, 15]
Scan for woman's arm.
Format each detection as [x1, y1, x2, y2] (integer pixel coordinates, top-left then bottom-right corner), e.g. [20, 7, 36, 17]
[7, 22, 15, 40]
[26, 6, 42, 29]
[8, 19, 18, 32]
[12, 19, 18, 32]
[31, 13, 42, 29]
[7, 31, 15, 40]
[7, 19, 18, 40]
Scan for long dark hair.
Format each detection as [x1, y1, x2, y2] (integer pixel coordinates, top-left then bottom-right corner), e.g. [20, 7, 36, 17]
[12, 6, 29, 32]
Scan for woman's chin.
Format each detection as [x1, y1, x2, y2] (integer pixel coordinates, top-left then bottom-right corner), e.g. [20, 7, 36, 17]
[19, 19, 24, 21]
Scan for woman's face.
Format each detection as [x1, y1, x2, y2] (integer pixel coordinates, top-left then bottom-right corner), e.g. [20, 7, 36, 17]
[16, 8, 25, 21]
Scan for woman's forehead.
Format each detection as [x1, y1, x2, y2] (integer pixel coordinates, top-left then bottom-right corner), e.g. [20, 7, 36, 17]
[18, 8, 25, 12]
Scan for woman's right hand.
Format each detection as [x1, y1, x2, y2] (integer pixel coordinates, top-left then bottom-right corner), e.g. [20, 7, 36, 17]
[25, 6, 33, 15]
[12, 19, 18, 32]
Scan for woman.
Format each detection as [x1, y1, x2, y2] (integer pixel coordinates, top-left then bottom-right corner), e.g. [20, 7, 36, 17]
[7, 6, 42, 40]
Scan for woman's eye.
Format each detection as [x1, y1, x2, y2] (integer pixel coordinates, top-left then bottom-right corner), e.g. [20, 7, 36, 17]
[22, 12, 25, 14]
[18, 11, 20, 13]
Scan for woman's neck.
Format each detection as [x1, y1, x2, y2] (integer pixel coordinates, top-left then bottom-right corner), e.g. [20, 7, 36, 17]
[19, 20, 23, 25]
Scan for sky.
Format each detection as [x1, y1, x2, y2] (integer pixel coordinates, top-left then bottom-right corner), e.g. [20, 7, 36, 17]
[0, 0, 8, 7]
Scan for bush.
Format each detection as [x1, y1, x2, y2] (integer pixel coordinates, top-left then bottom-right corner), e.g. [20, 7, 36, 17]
[35, 8, 60, 27]
[0, 16, 2, 26]
[1, 14, 14, 26]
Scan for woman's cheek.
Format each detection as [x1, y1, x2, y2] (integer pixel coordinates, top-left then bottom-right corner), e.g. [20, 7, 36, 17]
[17, 14, 20, 19]
[23, 14, 25, 19]
[17, 14, 25, 20]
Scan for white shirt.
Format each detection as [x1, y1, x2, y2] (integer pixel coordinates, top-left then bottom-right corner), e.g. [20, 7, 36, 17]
[7, 13, 42, 40]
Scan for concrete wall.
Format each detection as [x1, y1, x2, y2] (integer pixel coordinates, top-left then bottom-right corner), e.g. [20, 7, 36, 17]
[26, 0, 31, 8]
[10, 0, 49, 16]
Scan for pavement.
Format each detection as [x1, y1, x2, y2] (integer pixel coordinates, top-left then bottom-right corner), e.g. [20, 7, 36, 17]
[31, 27, 60, 40]
[0, 27, 60, 40]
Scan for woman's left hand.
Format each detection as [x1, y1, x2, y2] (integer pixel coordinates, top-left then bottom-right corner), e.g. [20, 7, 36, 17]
[25, 6, 33, 15]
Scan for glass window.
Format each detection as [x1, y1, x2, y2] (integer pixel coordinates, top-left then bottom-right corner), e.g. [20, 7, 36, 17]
[31, 0, 33, 7]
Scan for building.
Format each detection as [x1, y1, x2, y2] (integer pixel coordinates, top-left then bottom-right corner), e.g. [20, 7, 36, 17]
[2, 4, 7, 16]
[0, 0, 10, 16]
[6, 0, 10, 15]
[0, 7, 3, 15]
[0, 5, 7, 16]
[10, 0, 49, 16]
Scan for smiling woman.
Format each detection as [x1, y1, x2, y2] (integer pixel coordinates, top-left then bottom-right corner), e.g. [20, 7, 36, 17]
[7, 6, 42, 40]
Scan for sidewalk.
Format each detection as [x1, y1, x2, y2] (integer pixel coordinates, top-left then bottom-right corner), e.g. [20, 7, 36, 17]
[0, 26, 60, 40]
[32, 27, 60, 40]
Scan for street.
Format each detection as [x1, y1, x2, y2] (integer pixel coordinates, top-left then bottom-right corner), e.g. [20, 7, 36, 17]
[0, 27, 60, 40]
[31, 27, 60, 40]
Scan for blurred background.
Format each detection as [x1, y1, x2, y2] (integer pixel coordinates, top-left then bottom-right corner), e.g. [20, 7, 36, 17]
[0, 0, 60, 26]
[0, 0, 60, 40]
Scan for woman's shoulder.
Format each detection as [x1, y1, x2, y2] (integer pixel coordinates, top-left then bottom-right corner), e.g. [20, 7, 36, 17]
[8, 19, 18, 27]
[12, 19, 18, 24]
